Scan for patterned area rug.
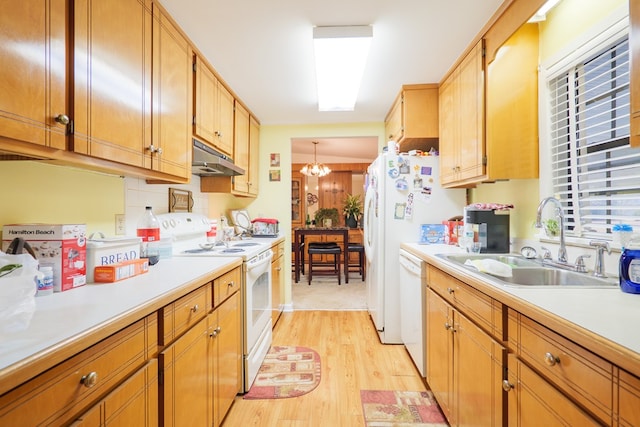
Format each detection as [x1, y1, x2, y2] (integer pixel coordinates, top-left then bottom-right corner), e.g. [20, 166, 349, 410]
[243, 346, 321, 399]
[361, 390, 448, 426]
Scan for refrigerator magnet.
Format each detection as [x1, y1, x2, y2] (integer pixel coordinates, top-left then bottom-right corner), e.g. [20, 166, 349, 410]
[413, 175, 423, 189]
[398, 157, 410, 174]
[394, 203, 406, 219]
[421, 166, 433, 175]
[404, 193, 414, 219]
[388, 168, 399, 178]
[395, 177, 408, 191]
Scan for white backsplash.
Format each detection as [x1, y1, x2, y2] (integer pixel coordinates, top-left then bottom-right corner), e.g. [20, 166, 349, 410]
[123, 175, 209, 236]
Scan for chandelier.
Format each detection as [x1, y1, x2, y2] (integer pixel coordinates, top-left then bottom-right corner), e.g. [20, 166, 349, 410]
[300, 141, 331, 177]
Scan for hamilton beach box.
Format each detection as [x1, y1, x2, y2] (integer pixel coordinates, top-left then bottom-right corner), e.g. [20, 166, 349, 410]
[2, 224, 87, 292]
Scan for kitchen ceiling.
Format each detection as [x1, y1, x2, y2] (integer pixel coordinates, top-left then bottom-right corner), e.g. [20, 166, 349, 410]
[159, 0, 504, 127]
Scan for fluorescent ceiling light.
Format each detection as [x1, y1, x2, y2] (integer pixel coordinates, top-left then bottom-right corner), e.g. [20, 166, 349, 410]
[313, 25, 372, 112]
[528, 0, 562, 23]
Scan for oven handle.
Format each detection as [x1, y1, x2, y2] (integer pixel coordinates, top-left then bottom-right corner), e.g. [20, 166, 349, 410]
[246, 249, 274, 273]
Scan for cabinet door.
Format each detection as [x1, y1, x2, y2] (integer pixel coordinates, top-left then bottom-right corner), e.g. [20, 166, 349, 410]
[0, 0, 68, 150]
[457, 39, 485, 183]
[233, 102, 250, 194]
[159, 316, 211, 427]
[426, 289, 453, 422]
[194, 56, 218, 146]
[291, 173, 303, 226]
[506, 354, 601, 426]
[217, 83, 235, 156]
[385, 93, 403, 141]
[271, 249, 284, 326]
[454, 310, 504, 426]
[74, 359, 159, 426]
[73, 0, 152, 168]
[151, 5, 192, 180]
[439, 72, 459, 185]
[212, 292, 241, 427]
[248, 115, 260, 196]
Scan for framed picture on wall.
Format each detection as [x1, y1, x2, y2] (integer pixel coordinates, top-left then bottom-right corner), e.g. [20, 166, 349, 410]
[270, 153, 280, 167]
[269, 169, 281, 181]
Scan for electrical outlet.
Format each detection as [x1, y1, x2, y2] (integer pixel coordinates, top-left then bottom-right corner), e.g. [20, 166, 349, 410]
[115, 214, 126, 235]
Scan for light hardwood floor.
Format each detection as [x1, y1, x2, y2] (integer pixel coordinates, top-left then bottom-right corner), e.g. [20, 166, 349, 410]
[222, 310, 427, 426]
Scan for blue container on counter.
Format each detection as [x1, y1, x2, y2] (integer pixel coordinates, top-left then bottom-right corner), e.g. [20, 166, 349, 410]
[619, 246, 640, 294]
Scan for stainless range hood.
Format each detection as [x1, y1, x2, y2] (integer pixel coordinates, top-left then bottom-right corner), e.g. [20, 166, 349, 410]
[192, 139, 244, 176]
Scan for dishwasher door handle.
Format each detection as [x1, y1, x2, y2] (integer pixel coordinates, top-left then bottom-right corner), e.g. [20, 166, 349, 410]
[399, 253, 423, 277]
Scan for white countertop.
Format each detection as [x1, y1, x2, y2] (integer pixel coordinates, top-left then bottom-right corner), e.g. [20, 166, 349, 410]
[0, 256, 242, 385]
[401, 243, 640, 373]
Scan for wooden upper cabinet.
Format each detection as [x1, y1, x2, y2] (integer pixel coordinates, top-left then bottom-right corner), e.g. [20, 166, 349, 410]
[194, 56, 234, 157]
[73, 0, 153, 168]
[630, 0, 640, 147]
[384, 84, 439, 151]
[232, 101, 250, 193]
[151, 4, 192, 180]
[439, 40, 485, 187]
[485, 23, 539, 180]
[248, 115, 260, 196]
[0, 0, 68, 151]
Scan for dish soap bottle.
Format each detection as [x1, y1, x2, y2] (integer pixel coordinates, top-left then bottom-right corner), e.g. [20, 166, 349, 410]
[619, 237, 640, 294]
[137, 206, 160, 265]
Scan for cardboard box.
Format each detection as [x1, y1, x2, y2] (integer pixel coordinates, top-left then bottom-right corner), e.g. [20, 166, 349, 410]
[442, 220, 464, 245]
[94, 258, 149, 283]
[2, 224, 87, 292]
[419, 224, 447, 244]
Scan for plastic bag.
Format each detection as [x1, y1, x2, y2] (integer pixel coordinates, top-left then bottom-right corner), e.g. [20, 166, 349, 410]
[0, 251, 40, 335]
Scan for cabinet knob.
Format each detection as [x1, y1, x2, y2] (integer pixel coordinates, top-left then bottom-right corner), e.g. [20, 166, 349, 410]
[228, 281, 234, 288]
[191, 304, 199, 313]
[210, 326, 221, 338]
[502, 380, 514, 392]
[55, 114, 70, 125]
[446, 287, 454, 294]
[80, 372, 98, 388]
[156, 147, 163, 156]
[444, 322, 455, 332]
[544, 352, 560, 366]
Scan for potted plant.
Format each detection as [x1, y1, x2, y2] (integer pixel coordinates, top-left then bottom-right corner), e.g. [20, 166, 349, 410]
[342, 194, 363, 228]
[314, 208, 340, 228]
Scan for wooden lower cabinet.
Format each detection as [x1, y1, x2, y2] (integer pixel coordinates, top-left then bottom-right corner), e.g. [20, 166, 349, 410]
[271, 241, 285, 326]
[619, 370, 640, 426]
[505, 354, 601, 426]
[425, 288, 504, 426]
[73, 359, 158, 426]
[159, 280, 241, 427]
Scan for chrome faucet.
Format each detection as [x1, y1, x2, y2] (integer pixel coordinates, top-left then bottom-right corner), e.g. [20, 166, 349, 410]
[535, 197, 568, 263]
[589, 240, 611, 278]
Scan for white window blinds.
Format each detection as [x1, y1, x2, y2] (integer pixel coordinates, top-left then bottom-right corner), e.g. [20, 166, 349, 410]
[548, 35, 640, 239]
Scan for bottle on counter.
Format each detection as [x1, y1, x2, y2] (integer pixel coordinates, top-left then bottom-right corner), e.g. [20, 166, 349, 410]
[305, 214, 311, 227]
[136, 206, 160, 265]
[619, 237, 640, 294]
[36, 266, 54, 296]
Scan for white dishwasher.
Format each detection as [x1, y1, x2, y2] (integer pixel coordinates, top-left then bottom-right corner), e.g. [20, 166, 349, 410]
[399, 249, 426, 377]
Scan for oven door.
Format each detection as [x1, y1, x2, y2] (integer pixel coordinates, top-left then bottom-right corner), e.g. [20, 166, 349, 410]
[244, 248, 274, 389]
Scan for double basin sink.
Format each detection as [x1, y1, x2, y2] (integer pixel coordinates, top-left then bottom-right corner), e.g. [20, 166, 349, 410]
[437, 253, 618, 288]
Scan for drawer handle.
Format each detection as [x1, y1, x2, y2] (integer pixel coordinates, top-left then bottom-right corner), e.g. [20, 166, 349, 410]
[210, 326, 221, 338]
[502, 380, 514, 392]
[444, 322, 456, 332]
[228, 281, 234, 288]
[191, 304, 199, 313]
[446, 287, 454, 294]
[544, 352, 560, 366]
[81, 372, 98, 388]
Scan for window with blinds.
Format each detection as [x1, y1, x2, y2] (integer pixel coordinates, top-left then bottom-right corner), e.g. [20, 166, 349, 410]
[548, 35, 640, 240]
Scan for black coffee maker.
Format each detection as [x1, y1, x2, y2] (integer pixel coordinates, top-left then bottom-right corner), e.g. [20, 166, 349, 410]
[464, 207, 510, 253]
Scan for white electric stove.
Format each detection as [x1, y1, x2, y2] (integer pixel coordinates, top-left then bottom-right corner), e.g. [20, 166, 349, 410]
[157, 212, 274, 393]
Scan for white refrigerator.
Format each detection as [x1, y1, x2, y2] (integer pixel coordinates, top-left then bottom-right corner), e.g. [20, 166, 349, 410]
[363, 152, 465, 344]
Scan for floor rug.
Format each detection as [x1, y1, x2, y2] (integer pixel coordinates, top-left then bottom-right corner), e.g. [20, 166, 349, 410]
[360, 390, 448, 426]
[243, 345, 321, 399]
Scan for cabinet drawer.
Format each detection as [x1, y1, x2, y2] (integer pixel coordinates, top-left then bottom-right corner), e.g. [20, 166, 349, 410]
[273, 241, 285, 258]
[428, 266, 503, 340]
[514, 314, 613, 422]
[160, 285, 209, 345]
[0, 317, 151, 426]
[619, 369, 640, 426]
[214, 267, 241, 307]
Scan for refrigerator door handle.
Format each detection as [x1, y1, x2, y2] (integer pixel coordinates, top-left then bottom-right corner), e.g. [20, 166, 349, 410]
[363, 186, 376, 261]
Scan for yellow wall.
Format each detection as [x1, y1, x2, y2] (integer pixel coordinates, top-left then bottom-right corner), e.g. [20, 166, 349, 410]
[0, 162, 124, 236]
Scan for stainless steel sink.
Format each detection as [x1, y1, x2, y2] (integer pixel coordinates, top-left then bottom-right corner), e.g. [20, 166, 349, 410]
[437, 253, 542, 268]
[498, 267, 617, 287]
[436, 253, 618, 288]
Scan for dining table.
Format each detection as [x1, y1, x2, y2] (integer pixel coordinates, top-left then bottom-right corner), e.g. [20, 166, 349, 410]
[293, 227, 350, 283]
